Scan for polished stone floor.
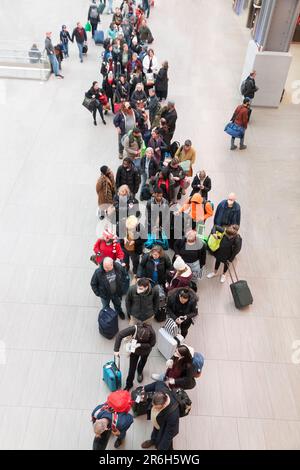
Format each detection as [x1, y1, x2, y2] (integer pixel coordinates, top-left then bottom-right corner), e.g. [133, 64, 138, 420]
[0, 0, 300, 450]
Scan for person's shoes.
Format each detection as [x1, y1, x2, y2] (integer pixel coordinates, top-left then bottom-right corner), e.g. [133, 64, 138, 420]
[220, 274, 226, 283]
[56, 74, 64, 79]
[151, 373, 161, 381]
[119, 154, 124, 159]
[80, 59, 83, 63]
[114, 438, 123, 449]
[230, 144, 237, 150]
[93, 120, 97, 126]
[118, 310, 125, 320]
[207, 272, 216, 279]
[102, 120, 107, 125]
[141, 440, 154, 449]
[240, 144, 247, 150]
[137, 373, 143, 383]
[124, 385, 132, 391]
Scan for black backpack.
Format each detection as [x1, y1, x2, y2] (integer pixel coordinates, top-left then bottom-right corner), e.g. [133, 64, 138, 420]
[136, 323, 152, 344]
[172, 389, 192, 418]
[169, 141, 181, 157]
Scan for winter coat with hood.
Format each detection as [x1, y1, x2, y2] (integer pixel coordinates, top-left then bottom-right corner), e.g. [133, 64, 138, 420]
[93, 239, 125, 265]
[214, 199, 241, 227]
[90, 261, 128, 299]
[116, 161, 141, 195]
[137, 252, 172, 285]
[167, 265, 193, 292]
[179, 193, 214, 223]
[126, 284, 160, 321]
[96, 173, 116, 206]
[155, 66, 169, 95]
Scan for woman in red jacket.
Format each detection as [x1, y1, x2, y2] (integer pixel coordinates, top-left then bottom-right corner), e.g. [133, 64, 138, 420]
[91, 229, 124, 265]
[230, 97, 250, 150]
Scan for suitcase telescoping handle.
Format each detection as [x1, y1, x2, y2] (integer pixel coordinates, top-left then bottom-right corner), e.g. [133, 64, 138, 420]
[227, 262, 239, 283]
[114, 355, 120, 370]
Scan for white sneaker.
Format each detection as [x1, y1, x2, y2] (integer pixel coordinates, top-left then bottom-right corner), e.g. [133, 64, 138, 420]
[151, 374, 161, 381]
[207, 272, 216, 279]
[220, 274, 226, 283]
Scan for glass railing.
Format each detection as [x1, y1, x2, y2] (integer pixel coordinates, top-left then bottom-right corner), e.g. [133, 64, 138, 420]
[0, 45, 51, 80]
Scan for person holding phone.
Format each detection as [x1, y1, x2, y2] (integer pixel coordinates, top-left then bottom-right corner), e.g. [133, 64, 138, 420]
[166, 287, 198, 338]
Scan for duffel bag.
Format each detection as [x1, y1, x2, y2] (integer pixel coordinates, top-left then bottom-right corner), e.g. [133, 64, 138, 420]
[224, 122, 245, 138]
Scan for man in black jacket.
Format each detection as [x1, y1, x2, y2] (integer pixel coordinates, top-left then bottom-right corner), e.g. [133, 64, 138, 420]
[116, 157, 141, 196]
[161, 101, 178, 140]
[71, 22, 87, 63]
[126, 278, 160, 324]
[141, 382, 180, 450]
[114, 322, 156, 390]
[90, 257, 128, 319]
[166, 288, 198, 338]
[242, 71, 258, 101]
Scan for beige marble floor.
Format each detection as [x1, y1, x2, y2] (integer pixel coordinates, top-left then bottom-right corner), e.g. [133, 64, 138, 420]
[0, 0, 300, 450]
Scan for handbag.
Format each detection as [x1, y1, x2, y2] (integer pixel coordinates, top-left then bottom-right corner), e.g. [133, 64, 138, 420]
[180, 160, 191, 173]
[224, 122, 245, 138]
[82, 96, 96, 112]
[85, 22, 92, 32]
[145, 72, 155, 86]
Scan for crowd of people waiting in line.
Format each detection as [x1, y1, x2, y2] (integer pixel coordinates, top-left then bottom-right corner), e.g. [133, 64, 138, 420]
[44, 0, 246, 451]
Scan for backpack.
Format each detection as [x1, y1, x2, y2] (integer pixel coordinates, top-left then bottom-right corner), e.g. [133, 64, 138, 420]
[90, 6, 99, 19]
[170, 141, 180, 157]
[240, 79, 248, 96]
[172, 389, 192, 418]
[107, 390, 132, 413]
[192, 352, 204, 378]
[140, 184, 152, 201]
[135, 323, 152, 344]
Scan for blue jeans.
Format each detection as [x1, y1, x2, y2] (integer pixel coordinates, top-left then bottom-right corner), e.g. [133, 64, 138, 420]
[49, 54, 59, 75]
[108, 0, 113, 13]
[77, 42, 84, 61]
[62, 42, 69, 57]
[100, 294, 122, 313]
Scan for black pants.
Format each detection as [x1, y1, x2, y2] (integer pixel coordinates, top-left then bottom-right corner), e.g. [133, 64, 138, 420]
[92, 430, 111, 450]
[91, 22, 98, 38]
[215, 259, 228, 274]
[180, 318, 193, 338]
[93, 102, 105, 123]
[123, 249, 140, 275]
[109, 96, 115, 113]
[126, 353, 149, 389]
[151, 428, 174, 450]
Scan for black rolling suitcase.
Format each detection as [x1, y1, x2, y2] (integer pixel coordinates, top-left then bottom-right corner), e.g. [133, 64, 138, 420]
[228, 263, 253, 309]
[131, 387, 154, 417]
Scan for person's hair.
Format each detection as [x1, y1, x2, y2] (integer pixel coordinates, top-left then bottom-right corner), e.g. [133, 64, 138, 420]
[146, 147, 154, 155]
[150, 245, 164, 257]
[132, 126, 141, 134]
[148, 48, 154, 56]
[176, 345, 193, 363]
[123, 156, 133, 165]
[152, 391, 168, 406]
[178, 290, 189, 300]
[250, 70, 256, 76]
[135, 82, 144, 90]
[92, 81, 98, 87]
[171, 157, 179, 166]
[118, 184, 130, 196]
[154, 187, 163, 195]
[137, 278, 150, 288]
[243, 97, 250, 105]
[225, 226, 238, 238]
[231, 224, 240, 232]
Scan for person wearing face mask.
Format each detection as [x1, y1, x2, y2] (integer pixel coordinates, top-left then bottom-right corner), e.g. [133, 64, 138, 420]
[151, 345, 196, 390]
[126, 278, 160, 325]
[214, 192, 241, 228]
[113, 101, 141, 159]
[190, 169, 212, 201]
[141, 385, 180, 450]
[166, 288, 198, 338]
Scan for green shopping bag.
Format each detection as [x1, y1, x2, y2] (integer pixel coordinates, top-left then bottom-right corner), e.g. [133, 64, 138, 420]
[207, 231, 224, 252]
[85, 22, 91, 32]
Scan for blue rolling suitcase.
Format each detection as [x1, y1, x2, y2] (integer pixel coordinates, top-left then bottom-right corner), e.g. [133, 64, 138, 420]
[98, 307, 119, 339]
[94, 30, 104, 45]
[103, 357, 122, 391]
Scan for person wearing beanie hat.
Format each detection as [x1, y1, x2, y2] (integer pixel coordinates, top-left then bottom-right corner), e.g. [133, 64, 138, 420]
[120, 216, 145, 275]
[96, 167, 115, 220]
[167, 256, 193, 292]
[151, 344, 196, 390]
[91, 229, 125, 265]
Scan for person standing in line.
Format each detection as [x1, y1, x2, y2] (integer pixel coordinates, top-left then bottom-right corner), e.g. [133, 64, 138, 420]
[207, 225, 242, 283]
[88, 1, 101, 38]
[141, 384, 180, 450]
[120, 215, 144, 276]
[155, 61, 169, 101]
[147, 88, 161, 127]
[137, 246, 171, 287]
[214, 193, 241, 227]
[116, 157, 141, 196]
[126, 278, 160, 325]
[229, 98, 250, 150]
[190, 170, 212, 201]
[175, 139, 196, 178]
[45, 32, 64, 78]
[114, 322, 156, 390]
[166, 287, 198, 338]
[59, 25, 73, 58]
[142, 0, 151, 18]
[71, 22, 87, 63]
[85, 81, 107, 126]
[96, 166, 115, 220]
[161, 101, 177, 140]
[90, 256, 127, 319]
[113, 101, 141, 159]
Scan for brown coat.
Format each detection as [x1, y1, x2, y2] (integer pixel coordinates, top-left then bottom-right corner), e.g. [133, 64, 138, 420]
[96, 173, 116, 206]
[233, 105, 249, 129]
